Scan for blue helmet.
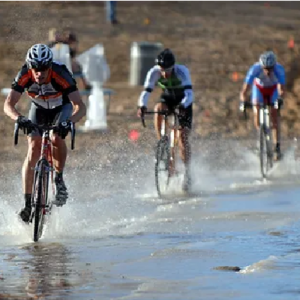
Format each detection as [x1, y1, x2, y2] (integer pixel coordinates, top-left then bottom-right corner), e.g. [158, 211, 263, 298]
[259, 51, 276, 68]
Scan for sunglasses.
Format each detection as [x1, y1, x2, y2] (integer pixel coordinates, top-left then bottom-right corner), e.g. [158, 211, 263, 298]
[32, 66, 50, 72]
[161, 66, 174, 73]
[263, 67, 274, 71]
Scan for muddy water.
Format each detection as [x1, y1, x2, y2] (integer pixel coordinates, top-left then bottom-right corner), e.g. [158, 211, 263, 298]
[1, 140, 300, 299]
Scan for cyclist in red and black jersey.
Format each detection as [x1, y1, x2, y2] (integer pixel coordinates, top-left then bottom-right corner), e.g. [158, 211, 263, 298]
[4, 44, 86, 223]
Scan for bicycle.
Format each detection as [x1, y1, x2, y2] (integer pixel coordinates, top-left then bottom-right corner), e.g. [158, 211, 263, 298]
[243, 97, 281, 179]
[141, 108, 182, 197]
[14, 122, 75, 242]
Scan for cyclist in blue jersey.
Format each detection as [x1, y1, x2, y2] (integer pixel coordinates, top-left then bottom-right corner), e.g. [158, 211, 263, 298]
[239, 51, 285, 160]
[137, 48, 194, 192]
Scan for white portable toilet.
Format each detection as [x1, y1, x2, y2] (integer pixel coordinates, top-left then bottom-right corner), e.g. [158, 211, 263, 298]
[76, 44, 110, 131]
[130, 42, 163, 86]
[50, 43, 73, 73]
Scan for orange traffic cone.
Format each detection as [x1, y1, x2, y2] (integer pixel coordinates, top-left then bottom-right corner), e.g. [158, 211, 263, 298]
[232, 72, 239, 82]
[288, 37, 295, 49]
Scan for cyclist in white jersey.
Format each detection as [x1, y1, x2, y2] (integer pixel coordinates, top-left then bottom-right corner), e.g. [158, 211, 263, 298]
[239, 51, 285, 160]
[137, 48, 194, 192]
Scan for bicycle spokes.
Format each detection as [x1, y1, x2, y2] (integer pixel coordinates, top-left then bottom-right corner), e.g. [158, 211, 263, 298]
[155, 139, 171, 197]
[260, 126, 273, 178]
[31, 159, 50, 242]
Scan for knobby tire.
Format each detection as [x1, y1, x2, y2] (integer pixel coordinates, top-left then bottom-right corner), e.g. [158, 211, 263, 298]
[260, 125, 273, 178]
[155, 138, 170, 197]
[32, 158, 49, 242]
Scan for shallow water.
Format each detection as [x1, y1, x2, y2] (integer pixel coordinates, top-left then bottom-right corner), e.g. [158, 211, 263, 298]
[1, 140, 300, 299]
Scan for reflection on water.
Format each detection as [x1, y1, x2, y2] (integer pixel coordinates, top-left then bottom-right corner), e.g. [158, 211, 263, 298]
[0, 242, 81, 299]
[23, 243, 73, 299]
[1, 140, 300, 299]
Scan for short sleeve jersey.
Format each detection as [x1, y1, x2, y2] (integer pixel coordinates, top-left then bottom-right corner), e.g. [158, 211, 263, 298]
[244, 62, 286, 87]
[12, 62, 78, 109]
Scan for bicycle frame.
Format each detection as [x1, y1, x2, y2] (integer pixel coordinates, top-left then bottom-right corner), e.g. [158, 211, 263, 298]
[244, 98, 278, 139]
[142, 109, 182, 196]
[142, 109, 180, 138]
[258, 97, 273, 134]
[244, 97, 279, 178]
[14, 123, 75, 218]
[40, 129, 55, 197]
[142, 109, 180, 161]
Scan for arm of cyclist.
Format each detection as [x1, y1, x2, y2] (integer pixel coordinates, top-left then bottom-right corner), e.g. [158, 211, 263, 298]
[278, 84, 285, 98]
[4, 89, 22, 121]
[68, 90, 86, 123]
[275, 64, 286, 107]
[137, 66, 161, 117]
[177, 65, 194, 110]
[239, 82, 250, 112]
[4, 89, 34, 131]
[276, 83, 285, 108]
[57, 90, 86, 139]
[239, 64, 261, 111]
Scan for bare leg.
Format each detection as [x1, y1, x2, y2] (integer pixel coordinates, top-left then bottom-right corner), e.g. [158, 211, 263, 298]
[154, 103, 168, 140]
[179, 127, 191, 191]
[51, 133, 67, 173]
[253, 104, 260, 131]
[271, 107, 280, 145]
[22, 136, 42, 194]
[50, 133, 69, 205]
[19, 136, 42, 221]
[179, 127, 191, 167]
[271, 107, 281, 160]
[252, 104, 260, 149]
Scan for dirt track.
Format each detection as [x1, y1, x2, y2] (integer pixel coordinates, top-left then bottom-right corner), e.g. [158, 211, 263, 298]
[1, 1, 300, 163]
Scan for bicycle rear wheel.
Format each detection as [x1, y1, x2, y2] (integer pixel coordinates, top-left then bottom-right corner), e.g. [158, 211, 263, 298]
[32, 158, 50, 242]
[155, 137, 171, 197]
[260, 126, 273, 178]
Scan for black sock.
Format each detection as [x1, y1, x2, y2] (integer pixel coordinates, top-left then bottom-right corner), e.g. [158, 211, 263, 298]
[24, 194, 31, 208]
[55, 171, 63, 181]
[276, 143, 280, 151]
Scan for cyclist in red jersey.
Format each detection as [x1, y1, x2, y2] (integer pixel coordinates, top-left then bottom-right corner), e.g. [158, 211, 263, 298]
[4, 44, 86, 222]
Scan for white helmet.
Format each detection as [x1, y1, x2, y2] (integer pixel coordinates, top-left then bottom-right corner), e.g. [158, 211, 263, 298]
[26, 44, 53, 69]
[259, 51, 276, 68]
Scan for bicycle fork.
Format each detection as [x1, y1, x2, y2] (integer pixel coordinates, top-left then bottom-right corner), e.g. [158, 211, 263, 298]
[260, 107, 270, 139]
[260, 106, 273, 158]
[162, 117, 179, 177]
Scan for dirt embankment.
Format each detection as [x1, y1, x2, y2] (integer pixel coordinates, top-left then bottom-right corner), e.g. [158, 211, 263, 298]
[1, 1, 300, 162]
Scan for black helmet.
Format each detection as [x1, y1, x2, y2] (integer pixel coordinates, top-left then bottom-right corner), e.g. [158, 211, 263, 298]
[156, 48, 175, 69]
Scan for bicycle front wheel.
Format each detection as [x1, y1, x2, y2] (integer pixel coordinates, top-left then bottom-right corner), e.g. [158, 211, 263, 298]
[155, 137, 171, 197]
[260, 126, 273, 178]
[32, 158, 50, 242]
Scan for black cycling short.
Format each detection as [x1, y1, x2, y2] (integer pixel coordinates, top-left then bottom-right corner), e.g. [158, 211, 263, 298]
[157, 91, 193, 129]
[28, 102, 73, 136]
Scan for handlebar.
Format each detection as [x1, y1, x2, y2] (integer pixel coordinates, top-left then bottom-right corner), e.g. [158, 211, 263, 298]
[242, 101, 253, 120]
[140, 109, 181, 128]
[140, 110, 169, 128]
[70, 122, 75, 150]
[242, 99, 282, 120]
[14, 123, 19, 146]
[14, 122, 76, 150]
